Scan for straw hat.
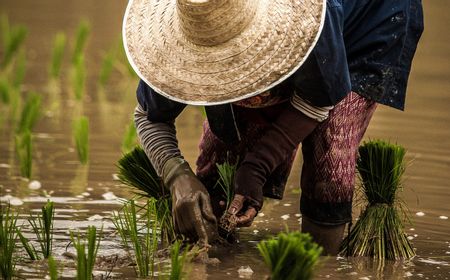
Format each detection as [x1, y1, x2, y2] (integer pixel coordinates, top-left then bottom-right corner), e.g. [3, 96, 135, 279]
[123, 0, 326, 105]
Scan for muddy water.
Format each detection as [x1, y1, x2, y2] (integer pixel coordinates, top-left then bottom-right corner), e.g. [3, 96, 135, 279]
[1, 1, 449, 279]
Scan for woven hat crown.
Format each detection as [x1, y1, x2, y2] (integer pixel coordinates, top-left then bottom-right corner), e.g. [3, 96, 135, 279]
[177, 0, 257, 46]
[123, 0, 326, 104]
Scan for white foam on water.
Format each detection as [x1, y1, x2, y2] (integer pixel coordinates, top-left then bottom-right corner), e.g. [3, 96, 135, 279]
[28, 180, 42, 190]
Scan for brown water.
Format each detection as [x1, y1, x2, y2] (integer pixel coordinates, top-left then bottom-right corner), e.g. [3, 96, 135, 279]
[1, 1, 449, 279]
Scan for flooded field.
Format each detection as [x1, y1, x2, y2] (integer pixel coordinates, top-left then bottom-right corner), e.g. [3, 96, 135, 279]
[0, 0, 449, 279]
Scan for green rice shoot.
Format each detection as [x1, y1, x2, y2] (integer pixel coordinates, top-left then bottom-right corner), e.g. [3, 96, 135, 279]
[0, 203, 19, 280]
[48, 32, 66, 79]
[0, 77, 10, 104]
[168, 240, 189, 280]
[47, 256, 59, 280]
[112, 199, 160, 277]
[215, 159, 238, 210]
[15, 130, 33, 178]
[340, 140, 415, 261]
[98, 48, 116, 87]
[121, 120, 137, 153]
[17, 229, 39, 260]
[12, 48, 26, 90]
[0, 15, 28, 70]
[28, 200, 55, 259]
[73, 116, 89, 164]
[70, 226, 102, 280]
[257, 231, 322, 280]
[72, 54, 86, 100]
[16, 92, 41, 134]
[71, 20, 90, 64]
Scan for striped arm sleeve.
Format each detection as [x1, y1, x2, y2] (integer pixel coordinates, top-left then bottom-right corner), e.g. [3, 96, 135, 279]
[134, 104, 183, 176]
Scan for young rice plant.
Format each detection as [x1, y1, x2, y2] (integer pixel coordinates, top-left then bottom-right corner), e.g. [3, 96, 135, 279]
[70, 226, 102, 280]
[0, 204, 19, 280]
[15, 129, 33, 178]
[28, 200, 55, 259]
[73, 116, 89, 164]
[258, 231, 322, 280]
[48, 32, 67, 79]
[16, 92, 41, 134]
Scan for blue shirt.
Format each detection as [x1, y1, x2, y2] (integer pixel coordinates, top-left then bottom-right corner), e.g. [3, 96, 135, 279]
[136, 0, 424, 141]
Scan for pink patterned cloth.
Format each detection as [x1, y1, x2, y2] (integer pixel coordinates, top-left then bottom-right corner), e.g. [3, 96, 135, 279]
[196, 92, 377, 224]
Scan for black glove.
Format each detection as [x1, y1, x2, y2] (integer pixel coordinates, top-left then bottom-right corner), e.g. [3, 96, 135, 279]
[229, 104, 319, 226]
[163, 158, 218, 245]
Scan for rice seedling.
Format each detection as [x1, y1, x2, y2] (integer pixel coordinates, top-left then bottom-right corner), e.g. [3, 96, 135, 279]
[70, 226, 102, 280]
[12, 48, 26, 90]
[121, 120, 137, 153]
[47, 256, 59, 280]
[0, 15, 28, 70]
[71, 20, 90, 64]
[17, 229, 39, 260]
[72, 54, 86, 100]
[27, 200, 55, 259]
[73, 116, 89, 164]
[15, 130, 33, 178]
[215, 159, 238, 210]
[98, 48, 116, 87]
[48, 32, 67, 79]
[168, 240, 189, 280]
[0, 77, 10, 104]
[112, 199, 159, 277]
[214, 159, 238, 241]
[0, 203, 19, 280]
[340, 140, 415, 261]
[16, 92, 41, 134]
[257, 231, 322, 280]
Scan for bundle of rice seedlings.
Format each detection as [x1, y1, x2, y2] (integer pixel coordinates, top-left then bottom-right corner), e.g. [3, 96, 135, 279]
[0, 204, 19, 280]
[70, 226, 102, 280]
[28, 200, 55, 259]
[340, 140, 415, 261]
[116, 148, 175, 242]
[15, 130, 33, 178]
[117, 146, 166, 200]
[0, 15, 28, 70]
[112, 199, 159, 277]
[71, 20, 90, 64]
[48, 32, 67, 79]
[73, 116, 89, 164]
[258, 231, 322, 280]
[16, 92, 41, 134]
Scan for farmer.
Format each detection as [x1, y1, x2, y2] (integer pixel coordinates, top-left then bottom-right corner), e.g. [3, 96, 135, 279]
[123, 0, 423, 255]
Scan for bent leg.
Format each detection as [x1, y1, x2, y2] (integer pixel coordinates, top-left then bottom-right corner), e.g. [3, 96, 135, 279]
[300, 92, 377, 254]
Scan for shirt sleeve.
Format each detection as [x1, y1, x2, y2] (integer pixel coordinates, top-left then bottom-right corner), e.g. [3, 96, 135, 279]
[136, 79, 186, 122]
[290, 0, 351, 107]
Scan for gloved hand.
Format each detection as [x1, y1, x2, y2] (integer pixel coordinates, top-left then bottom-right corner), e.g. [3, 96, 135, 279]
[162, 158, 218, 246]
[228, 103, 320, 226]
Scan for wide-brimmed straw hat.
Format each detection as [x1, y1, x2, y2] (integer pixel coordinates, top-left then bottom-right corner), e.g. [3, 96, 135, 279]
[123, 0, 326, 105]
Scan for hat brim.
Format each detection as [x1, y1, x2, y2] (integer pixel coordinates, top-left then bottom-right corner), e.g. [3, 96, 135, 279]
[123, 0, 326, 105]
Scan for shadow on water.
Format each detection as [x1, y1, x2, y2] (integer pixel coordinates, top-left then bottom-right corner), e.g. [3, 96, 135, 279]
[0, 0, 449, 279]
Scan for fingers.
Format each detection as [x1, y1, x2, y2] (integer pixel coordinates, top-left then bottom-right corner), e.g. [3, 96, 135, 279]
[228, 194, 245, 215]
[236, 207, 258, 227]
